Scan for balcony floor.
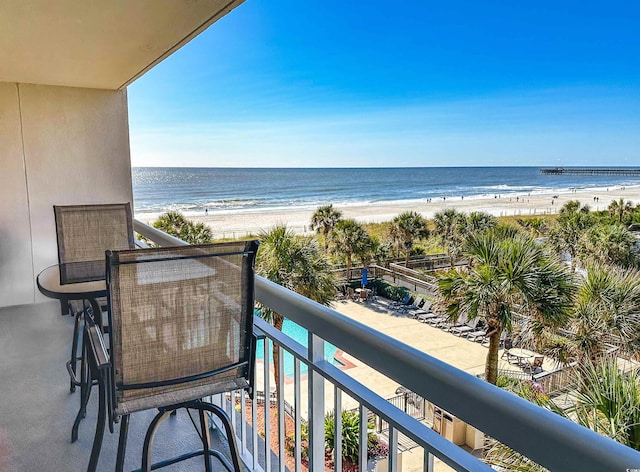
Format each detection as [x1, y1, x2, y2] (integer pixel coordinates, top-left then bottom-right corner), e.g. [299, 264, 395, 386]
[0, 301, 240, 472]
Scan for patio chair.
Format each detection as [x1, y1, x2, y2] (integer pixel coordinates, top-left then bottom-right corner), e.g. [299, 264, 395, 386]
[525, 356, 544, 374]
[500, 339, 515, 363]
[86, 241, 259, 472]
[54, 203, 134, 392]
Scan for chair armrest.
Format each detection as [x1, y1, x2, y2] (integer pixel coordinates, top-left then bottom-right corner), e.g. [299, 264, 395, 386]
[134, 236, 150, 249]
[86, 316, 110, 370]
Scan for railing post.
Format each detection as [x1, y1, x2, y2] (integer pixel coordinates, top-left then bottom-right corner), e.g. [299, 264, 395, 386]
[359, 404, 368, 471]
[308, 333, 325, 472]
[424, 451, 434, 472]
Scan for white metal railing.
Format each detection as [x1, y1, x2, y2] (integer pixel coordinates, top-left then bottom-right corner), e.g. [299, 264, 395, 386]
[133, 219, 640, 472]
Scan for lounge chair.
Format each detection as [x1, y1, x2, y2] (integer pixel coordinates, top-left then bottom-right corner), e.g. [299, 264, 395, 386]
[408, 300, 433, 317]
[391, 294, 412, 310]
[417, 312, 439, 323]
[450, 317, 480, 336]
[427, 316, 448, 327]
[467, 329, 487, 342]
[399, 297, 423, 313]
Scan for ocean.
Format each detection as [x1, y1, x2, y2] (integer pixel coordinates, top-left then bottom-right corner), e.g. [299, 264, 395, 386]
[132, 167, 640, 217]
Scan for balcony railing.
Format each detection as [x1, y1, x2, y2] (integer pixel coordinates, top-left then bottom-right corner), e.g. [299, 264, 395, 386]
[133, 219, 640, 472]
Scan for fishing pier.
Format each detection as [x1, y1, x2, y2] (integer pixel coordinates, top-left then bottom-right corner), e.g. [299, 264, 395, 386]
[540, 167, 640, 176]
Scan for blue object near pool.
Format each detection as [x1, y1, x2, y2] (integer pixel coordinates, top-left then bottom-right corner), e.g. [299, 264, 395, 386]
[256, 318, 341, 377]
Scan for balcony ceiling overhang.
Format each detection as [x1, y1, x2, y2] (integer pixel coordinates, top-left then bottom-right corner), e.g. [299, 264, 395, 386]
[0, 0, 245, 90]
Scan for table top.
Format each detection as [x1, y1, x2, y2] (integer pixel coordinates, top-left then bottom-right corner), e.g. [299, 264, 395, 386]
[36, 261, 107, 301]
[508, 348, 538, 358]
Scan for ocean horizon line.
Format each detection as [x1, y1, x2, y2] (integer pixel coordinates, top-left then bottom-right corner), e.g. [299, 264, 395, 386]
[131, 165, 640, 170]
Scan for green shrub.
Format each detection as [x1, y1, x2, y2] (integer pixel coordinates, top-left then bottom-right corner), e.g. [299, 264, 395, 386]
[324, 410, 388, 464]
[369, 279, 410, 302]
[286, 410, 388, 465]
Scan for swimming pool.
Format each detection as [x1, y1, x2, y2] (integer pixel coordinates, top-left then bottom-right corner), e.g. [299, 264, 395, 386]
[256, 318, 340, 377]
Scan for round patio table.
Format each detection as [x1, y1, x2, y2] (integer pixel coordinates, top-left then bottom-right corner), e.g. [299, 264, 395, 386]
[36, 261, 107, 444]
[36, 260, 106, 302]
[507, 348, 537, 365]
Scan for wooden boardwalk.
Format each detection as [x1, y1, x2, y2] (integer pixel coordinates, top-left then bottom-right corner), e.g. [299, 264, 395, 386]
[540, 167, 640, 176]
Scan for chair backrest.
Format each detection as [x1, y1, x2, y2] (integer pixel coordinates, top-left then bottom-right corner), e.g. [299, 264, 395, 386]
[54, 203, 134, 283]
[106, 241, 259, 417]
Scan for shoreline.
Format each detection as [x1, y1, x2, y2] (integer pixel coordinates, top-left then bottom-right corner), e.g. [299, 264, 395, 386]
[135, 185, 640, 239]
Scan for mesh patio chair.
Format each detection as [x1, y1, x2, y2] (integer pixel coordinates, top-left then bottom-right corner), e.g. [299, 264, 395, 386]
[54, 203, 134, 392]
[500, 339, 516, 363]
[87, 241, 259, 472]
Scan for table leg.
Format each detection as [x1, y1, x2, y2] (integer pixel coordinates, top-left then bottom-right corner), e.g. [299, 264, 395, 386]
[72, 315, 93, 442]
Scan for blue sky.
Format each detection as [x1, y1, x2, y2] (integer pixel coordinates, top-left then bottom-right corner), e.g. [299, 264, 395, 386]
[128, 0, 640, 168]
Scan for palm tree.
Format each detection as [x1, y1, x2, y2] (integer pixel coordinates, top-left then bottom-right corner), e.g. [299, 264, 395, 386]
[390, 211, 429, 265]
[433, 209, 465, 267]
[437, 231, 575, 384]
[608, 198, 634, 224]
[256, 225, 336, 389]
[182, 221, 213, 244]
[153, 211, 212, 244]
[153, 211, 188, 236]
[465, 211, 497, 234]
[548, 201, 594, 271]
[569, 265, 640, 363]
[328, 219, 371, 280]
[310, 204, 343, 249]
[571, 360, 640, 450]
[516, 217, 548, 238]
[577, 224, 639, 269]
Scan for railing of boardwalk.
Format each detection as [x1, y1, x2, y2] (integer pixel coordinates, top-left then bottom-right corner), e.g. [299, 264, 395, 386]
[134, 219, 640, 472]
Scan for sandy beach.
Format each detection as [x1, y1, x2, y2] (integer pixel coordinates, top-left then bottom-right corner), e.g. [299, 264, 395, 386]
[136, 185, 640, 239]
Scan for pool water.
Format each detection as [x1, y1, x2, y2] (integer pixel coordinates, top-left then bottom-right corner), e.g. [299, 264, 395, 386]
[256, 318, 340, 377]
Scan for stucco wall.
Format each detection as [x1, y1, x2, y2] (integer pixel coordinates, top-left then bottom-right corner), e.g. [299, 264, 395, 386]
[0, 82, 132, 307]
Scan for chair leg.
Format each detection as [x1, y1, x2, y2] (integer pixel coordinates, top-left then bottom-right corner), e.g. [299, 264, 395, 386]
[88, 367, 107, 472]
[70, 309, 82, 393]
[196, 402, 243, 472]
[72, 328, 92, 442]
[141, 410, 172, 472]
[116, 415, 129, 472]
[198, 409, 213, 472]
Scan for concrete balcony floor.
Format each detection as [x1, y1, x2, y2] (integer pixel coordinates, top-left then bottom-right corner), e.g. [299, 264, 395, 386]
[0, 301, 239, 472]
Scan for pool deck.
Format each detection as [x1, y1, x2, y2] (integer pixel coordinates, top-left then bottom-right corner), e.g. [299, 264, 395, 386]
[280, 297, 549, 472]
